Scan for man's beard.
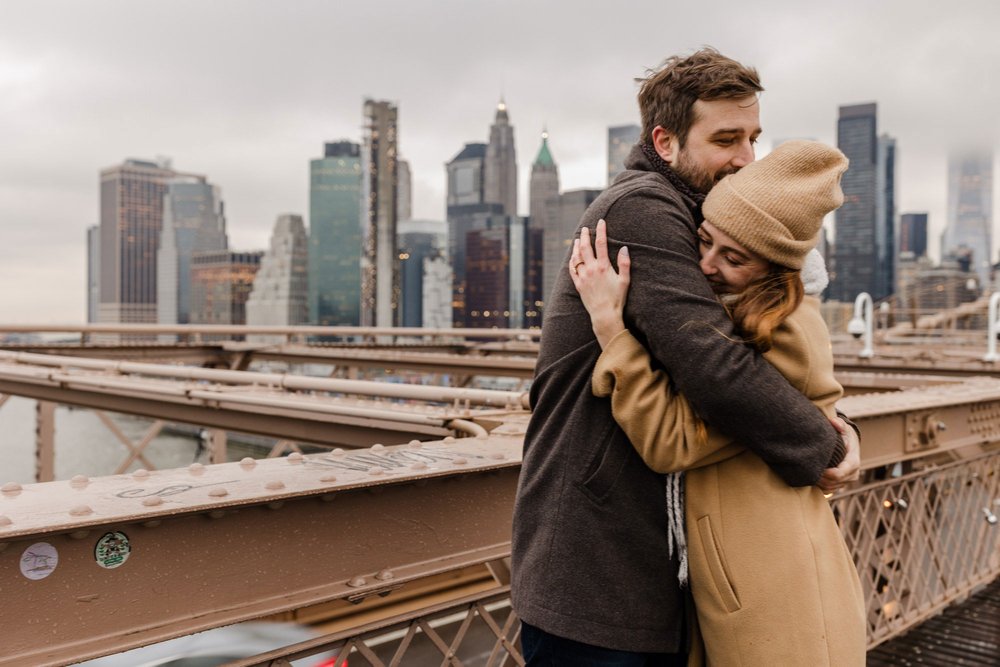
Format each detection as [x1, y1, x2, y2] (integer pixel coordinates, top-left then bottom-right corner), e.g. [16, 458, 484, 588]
[673, 149, 734, 194]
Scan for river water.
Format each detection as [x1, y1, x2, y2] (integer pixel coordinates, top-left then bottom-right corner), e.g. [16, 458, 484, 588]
[0, 396, 200, 484]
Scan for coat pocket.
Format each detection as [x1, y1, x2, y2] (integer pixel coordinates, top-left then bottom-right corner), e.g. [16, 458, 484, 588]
[578, 422, 630, 504]
[695, 515, 741, 613]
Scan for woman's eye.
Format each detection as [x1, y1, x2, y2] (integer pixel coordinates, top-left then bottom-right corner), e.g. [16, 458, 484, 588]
[724, 255, 744, 266]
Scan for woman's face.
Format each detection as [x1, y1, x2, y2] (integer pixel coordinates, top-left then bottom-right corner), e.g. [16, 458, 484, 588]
[697, 221, 770, 294]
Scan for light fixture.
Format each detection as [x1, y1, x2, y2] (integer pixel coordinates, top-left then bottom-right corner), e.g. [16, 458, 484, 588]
[847, 292, 874, 358]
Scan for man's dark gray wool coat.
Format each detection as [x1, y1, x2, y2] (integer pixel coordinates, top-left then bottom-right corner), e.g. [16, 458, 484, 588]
[510, 144, 846, 653]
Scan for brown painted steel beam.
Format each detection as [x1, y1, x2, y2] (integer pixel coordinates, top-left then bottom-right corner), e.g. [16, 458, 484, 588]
[0, 378, 455, 447]
[0, 437, 521, 667]
[840, 377, 1000, 469]
[0, 343, 229, 365]
[248, 346, 537, 379]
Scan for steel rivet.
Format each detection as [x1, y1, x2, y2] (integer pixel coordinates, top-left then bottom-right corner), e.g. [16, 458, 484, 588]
[69, 505, 93, 517]
[444, 436, 456, 443]
[189, 463, 205, 476]
[320, 493, 337, 502]
[330, 448, 345, 458]
[320, 475, 338, 483]
[69, 530, 90, 540]
[143, 519, 162, 528]
[209, 510, 225, 519]
[411, 462, 428, 471]
[491, 452, 506, 460]
[70, 475, 90, 488]
[1, 482, 22, 496]
[142, 497, 163, 507]
[476, 433, 488, 440]
[347, 576, 367, 588]
[0, 515, 11, 527]
[408, 440, 422, 449]
[287, 452, 304, 464]
[209, 488, 228, 497]
[368, 468, 384, 476]
[376, 569, 394, 581]
[453, 457, 468, 465]
[371, 443, 385, 451]
[240, 457, 257, 470]
[133, 469, 150, 479]
[267, 501, 285, 510]
[266, 480, 285, 491]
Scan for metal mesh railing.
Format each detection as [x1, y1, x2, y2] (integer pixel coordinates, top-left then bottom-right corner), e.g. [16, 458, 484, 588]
[831, 450, 1000, 648]
[230, 588, 522, 667]
[234, 453, 999, 665]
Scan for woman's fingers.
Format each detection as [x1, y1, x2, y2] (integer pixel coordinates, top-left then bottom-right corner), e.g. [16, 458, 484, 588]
[617, 246, 631, 287]
[569, 239, 583, 284]
[578, 225, 595, 263]
[594, 219, 610, 264]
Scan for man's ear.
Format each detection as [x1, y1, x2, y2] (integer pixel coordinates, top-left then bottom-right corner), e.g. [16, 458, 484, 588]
[651, 126, 677, 164]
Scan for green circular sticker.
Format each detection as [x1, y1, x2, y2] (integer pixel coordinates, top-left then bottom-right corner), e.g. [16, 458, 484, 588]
[95, 532, 131, 569]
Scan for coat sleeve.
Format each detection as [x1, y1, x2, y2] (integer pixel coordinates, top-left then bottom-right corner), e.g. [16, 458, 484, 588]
[592, 329, 745, 473]
[600, 191, 844, 485]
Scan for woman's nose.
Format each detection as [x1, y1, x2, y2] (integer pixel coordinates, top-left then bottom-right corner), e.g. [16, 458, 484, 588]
[699, 254, 716, 275]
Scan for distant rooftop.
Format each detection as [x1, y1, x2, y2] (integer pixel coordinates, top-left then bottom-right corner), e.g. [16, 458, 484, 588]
[450, 143, 488, 162]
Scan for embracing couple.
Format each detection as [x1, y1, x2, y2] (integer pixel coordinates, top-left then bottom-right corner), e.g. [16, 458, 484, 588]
[511, 48, 867, 666]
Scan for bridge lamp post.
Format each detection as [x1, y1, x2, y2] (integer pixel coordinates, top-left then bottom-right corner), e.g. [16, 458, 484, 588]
[847, 292, 874, 358]
[983, 292, 1000, 362]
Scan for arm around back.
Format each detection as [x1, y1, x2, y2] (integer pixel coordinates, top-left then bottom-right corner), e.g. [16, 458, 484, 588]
[600, 190, 841, 486]
[593, 329, 745, 472]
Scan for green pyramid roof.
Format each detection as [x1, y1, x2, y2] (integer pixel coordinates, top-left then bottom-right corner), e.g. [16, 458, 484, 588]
[534, 132, 555, 167]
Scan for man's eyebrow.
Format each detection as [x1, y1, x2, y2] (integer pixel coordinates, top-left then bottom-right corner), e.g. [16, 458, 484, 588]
[708, 127, 763, 137]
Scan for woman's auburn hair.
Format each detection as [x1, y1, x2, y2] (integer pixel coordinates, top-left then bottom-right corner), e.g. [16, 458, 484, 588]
[725, 266, 804, 353]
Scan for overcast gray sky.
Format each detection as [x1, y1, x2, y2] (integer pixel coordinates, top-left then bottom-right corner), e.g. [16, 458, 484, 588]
[1, 0, 998, 323]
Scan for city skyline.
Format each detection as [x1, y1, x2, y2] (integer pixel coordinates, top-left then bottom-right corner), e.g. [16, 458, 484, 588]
[2, 1, 999, 322]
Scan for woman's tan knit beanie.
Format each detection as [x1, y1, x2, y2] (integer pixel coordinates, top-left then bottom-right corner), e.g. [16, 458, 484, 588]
[701, 140, 848, 270]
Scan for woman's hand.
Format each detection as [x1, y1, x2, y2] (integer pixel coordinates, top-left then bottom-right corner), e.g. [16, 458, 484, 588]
[569, 219, 631, 349]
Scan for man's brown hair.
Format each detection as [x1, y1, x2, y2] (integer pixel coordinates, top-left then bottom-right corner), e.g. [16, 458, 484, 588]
[637, 47, 763, 146]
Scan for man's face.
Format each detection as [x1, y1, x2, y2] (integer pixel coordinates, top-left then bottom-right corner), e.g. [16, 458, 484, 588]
[667, 96, 762, 194]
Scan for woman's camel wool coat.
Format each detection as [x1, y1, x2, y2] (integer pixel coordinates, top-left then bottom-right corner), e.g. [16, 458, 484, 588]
[592, 295, 867, 666]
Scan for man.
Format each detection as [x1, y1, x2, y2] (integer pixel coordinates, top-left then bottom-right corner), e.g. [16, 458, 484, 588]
[510, 48, 860, 664]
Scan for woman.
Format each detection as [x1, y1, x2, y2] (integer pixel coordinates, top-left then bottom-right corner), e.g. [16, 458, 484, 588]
[569, 140, 867, 666]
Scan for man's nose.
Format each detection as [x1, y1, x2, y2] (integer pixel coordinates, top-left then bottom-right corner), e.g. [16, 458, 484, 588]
[731, 140, 755, 168]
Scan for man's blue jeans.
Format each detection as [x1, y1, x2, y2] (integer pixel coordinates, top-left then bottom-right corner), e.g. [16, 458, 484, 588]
[519, 622, 686, 666]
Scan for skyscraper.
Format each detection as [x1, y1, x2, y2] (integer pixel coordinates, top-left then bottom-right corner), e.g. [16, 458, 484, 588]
[608, 124, 640, 185]
[309, 140, 362, 326]
[189, 250, 263, 326]
[86, 225, 99, 323]
[900, 213, 928, 257]
[156, 176, 228, 327]
[941, 150, 993, 287]
[529, 130, 559, 320]
[98, 158, 177, 325]
[397, 158, 412, 223]
[446, 142, 503, 325]
[463, 215, 538, 329]
[397, 219, 447, 327]
[360, 99, 399, 328]
[484, 99, 518, 216]
[246, 214, 309, 338]
[829, 103, 895, 302]
[530, 130, 560, 230]
[875, 134, 896, 299]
